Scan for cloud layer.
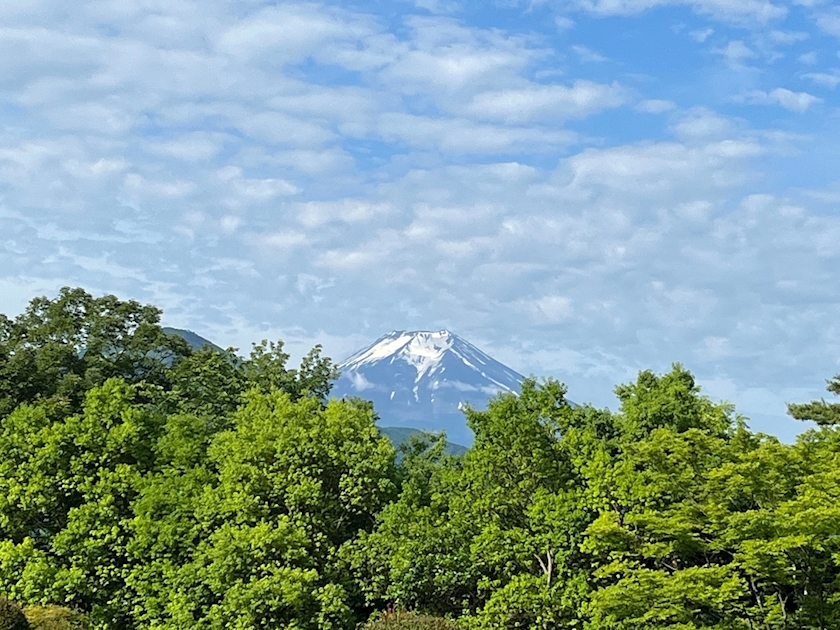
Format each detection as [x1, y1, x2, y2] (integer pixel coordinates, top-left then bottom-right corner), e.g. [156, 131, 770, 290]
[1, 0, 839, 441]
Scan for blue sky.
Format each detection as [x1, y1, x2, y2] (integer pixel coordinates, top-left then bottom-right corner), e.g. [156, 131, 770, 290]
[1, 0, 839, 440]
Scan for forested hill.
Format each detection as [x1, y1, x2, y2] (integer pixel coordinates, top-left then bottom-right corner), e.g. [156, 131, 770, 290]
[2, 287, 840, 630]
[160, 327, 222, 352]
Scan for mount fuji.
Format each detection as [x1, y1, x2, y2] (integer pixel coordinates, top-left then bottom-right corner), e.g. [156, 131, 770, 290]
[331, 330, 524, 445]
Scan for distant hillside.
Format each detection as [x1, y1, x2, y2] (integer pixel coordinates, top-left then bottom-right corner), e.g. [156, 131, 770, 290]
[380, 426, 468, 457]
[163, 327, 223, 352]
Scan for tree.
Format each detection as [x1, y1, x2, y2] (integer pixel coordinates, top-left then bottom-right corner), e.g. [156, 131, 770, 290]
[240, 340, 338, 402]
[129, 390, 397, 630]
[353, 380, 597, 628]
[0, 379, 170, 626]
[8, 287, 840, 629]
[0, 289, 346, 629]
[0, 288, 191, 420]
[787, 374, 840, 426]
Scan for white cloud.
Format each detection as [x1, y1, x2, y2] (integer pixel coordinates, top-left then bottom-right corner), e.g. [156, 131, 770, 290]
[411, 0, 463, 13]
[555, 16, 576, 29]
[219, 216, 241, 234]
[236, 111, 336, 147]
[716, 40, 757, 64]
[740, 88, 822, 111]
[768, 30, 809, 45]
[816, 8, 840, 37]
[571, 44, 608, 62]
[561, 0, 786, 24]
[558, 138, 761, 198]
[296, 200, 393, 228]
[296, 273, 335, 302]
[636, 99, 677, 113]
[146, 134, 226, 161]
[261, 231, 308, 249]
[671, 109, 735, 140]
[216, 166, 301, 201]
[63, 157, 128, 179]
[124, 173, 196, 197]
[689, 28, 714, 42]
[0, 276, 68, 319]
[348, 371, 376, 391]
[465, 81, 626, 123]
[803, 70, 840, 87]
[376, 113, 576, 153]
[1, 0, 838, 444]
[316, 247, 384, 270]
[270, 149, 356, 176]
[215, 4, 371, 63]
[378, 17, 532, 94]
[239, 178, 301, 201]
[533, 294, 574, 322]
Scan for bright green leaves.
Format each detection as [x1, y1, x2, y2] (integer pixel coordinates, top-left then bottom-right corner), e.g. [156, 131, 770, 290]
[468, 572, 586, 630]
[127, 389, 396, 630]
[6, 289, 840, 630]
[354, 379, 597, 628]
[463, 378, 574, 526]
[590, 565, 751, 629]
[616, 364, 733, 439]
[239, 340, 338, 402]
[0, 379, 169, 625]
[206, 391, 396, 540]
[581, 379, 840, 630]
[0, 287, 191, 418]
[122, 360, 840, 630]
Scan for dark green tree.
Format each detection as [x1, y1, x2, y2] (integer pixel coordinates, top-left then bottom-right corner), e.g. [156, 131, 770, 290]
[787, 374, 840, 426]
[0, 597, 30, 630]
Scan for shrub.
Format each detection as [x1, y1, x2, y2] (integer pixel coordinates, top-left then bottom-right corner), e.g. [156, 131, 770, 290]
[23, 607, 86, 630]
[362, 611, 461, 630]
[0, 597, 30, 630]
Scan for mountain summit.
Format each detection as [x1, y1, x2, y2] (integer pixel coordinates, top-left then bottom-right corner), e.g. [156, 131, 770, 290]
[332, 330, 524, 444]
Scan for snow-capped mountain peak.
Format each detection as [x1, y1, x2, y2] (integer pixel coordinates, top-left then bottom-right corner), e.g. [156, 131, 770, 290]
[340, 330, 454, 382]
[333, 330, 524, 444]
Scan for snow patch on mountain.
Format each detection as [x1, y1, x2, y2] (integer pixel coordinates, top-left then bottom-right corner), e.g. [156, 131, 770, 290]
[332, 330, 524, 445]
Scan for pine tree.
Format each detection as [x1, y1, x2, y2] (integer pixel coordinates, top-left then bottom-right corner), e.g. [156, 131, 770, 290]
[788, 374, 840, 425]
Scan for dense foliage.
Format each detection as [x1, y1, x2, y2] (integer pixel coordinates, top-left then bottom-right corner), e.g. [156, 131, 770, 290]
[362, 611, 461, 630]
[2, 288, 839, 629]
[0, 597, 29, 630]
[24, 606, 87, 630]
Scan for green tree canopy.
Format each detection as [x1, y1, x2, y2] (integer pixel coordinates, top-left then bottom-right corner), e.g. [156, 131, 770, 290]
[3, 289, 840, 630]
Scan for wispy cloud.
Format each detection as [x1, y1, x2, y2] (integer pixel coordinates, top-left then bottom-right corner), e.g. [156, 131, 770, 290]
[803, 70, 840, 87]
[739, 87, 822, 111]
[554, 0, 787, 23]
[465, 80, 626, 123]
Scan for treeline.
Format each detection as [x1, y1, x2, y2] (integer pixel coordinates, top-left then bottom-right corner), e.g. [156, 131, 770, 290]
[1, 288, 839, 630]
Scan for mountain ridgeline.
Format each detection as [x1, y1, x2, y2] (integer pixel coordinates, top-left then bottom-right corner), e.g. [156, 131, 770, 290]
[163, 327, 524, 447]
[161, 327, 222, 352]
[332, 330, 524, 445]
